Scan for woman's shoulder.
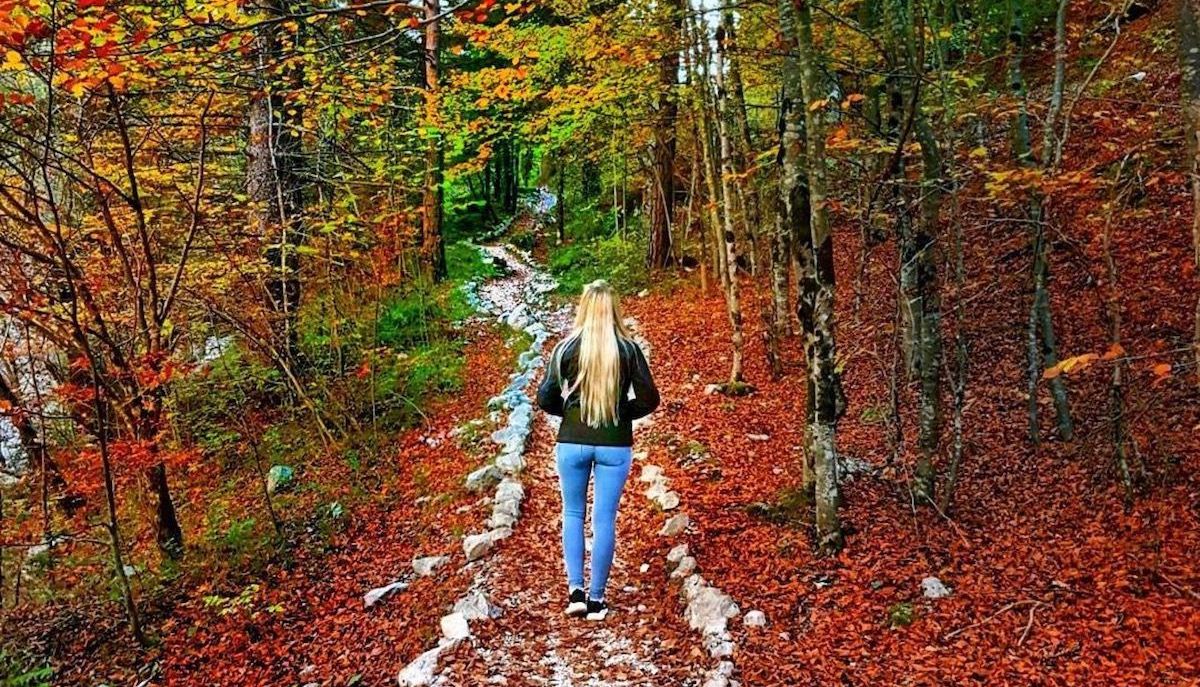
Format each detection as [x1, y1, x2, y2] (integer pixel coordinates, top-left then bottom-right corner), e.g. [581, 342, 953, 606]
[552, 333, 581, 359]
[617, 336, 646, 360]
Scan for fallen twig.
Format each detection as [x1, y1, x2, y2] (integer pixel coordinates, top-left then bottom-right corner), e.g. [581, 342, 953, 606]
[1017, 601, 1042, 645]
[944, 599, 1042, 640]
[1158, 571, 1200, 602]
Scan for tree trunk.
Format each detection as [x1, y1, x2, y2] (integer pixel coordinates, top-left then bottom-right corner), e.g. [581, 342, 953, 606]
[1101, 157, 1137, 504]
[777, 6, 816, 494]
[249, 0, 305, 364]
[147, 460, 183, 558]
[557, 153, 566, 242]
[1008, 0, 1073, 443]
[724, 16, 760, 274]
[93, 372, 145, 645]
[1181, 0, 1200, 388]
[648, 0, 684, 269]
[878, 0, 944, 501]
[689, 13, 728, 291]
[421, 0, 447, 282]
[788, 0, 843, 553]
[715, 22, 747, 386]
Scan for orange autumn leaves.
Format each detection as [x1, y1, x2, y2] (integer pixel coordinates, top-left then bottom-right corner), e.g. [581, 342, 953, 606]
[1043, 342, 1173, 383]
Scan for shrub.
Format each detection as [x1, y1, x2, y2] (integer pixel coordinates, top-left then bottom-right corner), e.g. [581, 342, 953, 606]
[445, 241, 499, 282]
[548, 232, 648, 296]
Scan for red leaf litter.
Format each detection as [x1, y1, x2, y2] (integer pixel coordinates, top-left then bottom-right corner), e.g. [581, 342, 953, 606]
[153, 325, 516, 686]
[620, 224, 1200, 683]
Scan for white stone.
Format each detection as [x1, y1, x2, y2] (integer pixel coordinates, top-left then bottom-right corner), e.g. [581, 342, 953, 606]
[639, 563, 650, 574]
[702, 661, 736, 687]
[705, 632, 735, 658]
[494, 477, 525, 503]
[465, 464, 502, 491]
[463, 528, 511, 561]
[397, 645, 443, 686]
[660, 513, 689, 536]
[638, 464, 664, 483]
[666, 544, 689, 564]
[743, 610, 767, 627]
[440, 611, 471, 641]
[921, 576, 952, 599]
[653, 490, 680, 511]
[704, 384, 722, 395]
[746, 433, 770, 442]
[670, 556, 697, 579]
[454, 589, 502, 621]
[363, 580, 408, 609]
[645, 480, 670, 500]
[495, 451, 526, 474]
[412, 556, 449, 577]
[684, 586, 740, 635]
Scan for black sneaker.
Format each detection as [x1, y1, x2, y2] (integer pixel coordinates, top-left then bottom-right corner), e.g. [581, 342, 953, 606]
[565, 588, 587, 617]
[585, 599, 608, 621]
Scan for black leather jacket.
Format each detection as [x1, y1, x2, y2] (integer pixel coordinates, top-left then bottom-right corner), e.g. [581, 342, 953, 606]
[536, 335, 659, 447]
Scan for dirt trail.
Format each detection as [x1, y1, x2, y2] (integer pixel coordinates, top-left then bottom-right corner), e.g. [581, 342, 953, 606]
[413, 245, 727, 687]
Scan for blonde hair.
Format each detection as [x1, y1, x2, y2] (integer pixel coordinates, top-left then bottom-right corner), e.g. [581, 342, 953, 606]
[561, 280, 632, 428]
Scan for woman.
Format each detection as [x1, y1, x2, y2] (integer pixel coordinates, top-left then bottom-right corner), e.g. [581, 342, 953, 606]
[537, 280, 659, 621]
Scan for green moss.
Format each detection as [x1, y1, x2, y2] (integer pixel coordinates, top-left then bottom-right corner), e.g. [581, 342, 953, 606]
[887, 602, 916, 628]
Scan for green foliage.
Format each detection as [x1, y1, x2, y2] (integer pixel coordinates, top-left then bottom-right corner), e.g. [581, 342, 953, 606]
[509, 224, 537, 251]
[548, 231, 648, 296]
[204, 510, 262, 563]
[746, 486, 811, 527]
[170, 343, 283, 460]
[377, 291, 445, 349]
[971, 0, 1064, 54]
[887, 602, 916, 628]
[202, 583, 283, 619]
[0, 652, 52, 687]
[445, 241, 499, 282]
[443, 199, 495, 242]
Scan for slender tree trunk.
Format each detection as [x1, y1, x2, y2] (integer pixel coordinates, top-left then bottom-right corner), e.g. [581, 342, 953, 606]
[715, 22, 746, 386]
[648, 0, 683, 268]
[249, 0, 305, 365]
[911, 116, 944, 503]
[789, 0, 843, 553]
[1101, 158, 1136, 504]
[421, 0, 447, 281]
[92, 372, 145, 646]
[1009, 0, 1073, 443]
[724, 15, 760, 274]
[1181, 0, 1200, 387]
[776, 1, 815, 491]
[689, 16, 729, 291]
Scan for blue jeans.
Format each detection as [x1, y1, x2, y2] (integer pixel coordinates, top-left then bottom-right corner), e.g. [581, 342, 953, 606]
[555, 443, 633, 600]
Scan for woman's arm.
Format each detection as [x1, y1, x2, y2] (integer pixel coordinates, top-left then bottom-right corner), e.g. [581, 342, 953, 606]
[536, 342, 566, 416]
[622, 342, 659, 421]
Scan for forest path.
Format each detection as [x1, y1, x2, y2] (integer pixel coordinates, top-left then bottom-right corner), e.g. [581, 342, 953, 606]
[423, 243, 717, 686]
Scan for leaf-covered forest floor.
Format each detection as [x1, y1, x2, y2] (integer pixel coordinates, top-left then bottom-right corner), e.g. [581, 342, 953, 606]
[7, 6, 1200, 686]
[28, 197, 1198, 685]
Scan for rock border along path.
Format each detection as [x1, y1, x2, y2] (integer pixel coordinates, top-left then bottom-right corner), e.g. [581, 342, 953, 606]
[397, 243, 746, 686]
[626, 326, 743, 687]
[397, 244, 568, 686]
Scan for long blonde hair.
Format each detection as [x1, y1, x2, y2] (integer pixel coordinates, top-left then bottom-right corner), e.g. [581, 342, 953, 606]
[562, 280, 632, 428]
